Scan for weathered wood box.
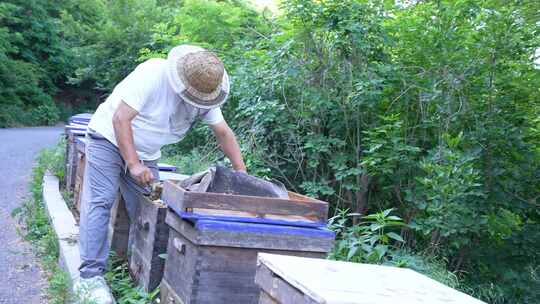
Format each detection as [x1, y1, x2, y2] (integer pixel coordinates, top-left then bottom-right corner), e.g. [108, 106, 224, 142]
[255, 253, 487, 304]
[108, 194, 131, 258]
[160, 211, 334, 304]
[160, 177, 335, 304]
[73, 136, 87, 212]
[107, 173, 185, 291]
[64, 128, 84, 192]
[107, 170, 187, 262]
[128, 193, 169, 292]
[64, 114, 90, 191]
[162, 180, 329, 225]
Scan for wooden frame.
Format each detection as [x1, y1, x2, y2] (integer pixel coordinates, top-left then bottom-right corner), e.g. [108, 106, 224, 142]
[255, 261, 319, 304]
[129, 194, 169, 292]
[107, 194, 130, 259]
[162, 180, 329, 224]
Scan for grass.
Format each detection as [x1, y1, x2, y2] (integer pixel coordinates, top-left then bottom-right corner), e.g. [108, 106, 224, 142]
[105, 254, 159, 304]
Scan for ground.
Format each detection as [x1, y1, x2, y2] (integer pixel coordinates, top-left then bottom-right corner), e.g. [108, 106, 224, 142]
[0, 126, 63, 303]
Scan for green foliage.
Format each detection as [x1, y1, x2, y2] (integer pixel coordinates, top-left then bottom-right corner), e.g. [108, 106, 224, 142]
[161, 148, 219, 176]
[329, 208, 406, 263]
[411, 137, 485, 255]
[105, 254, 159, 304]
[0, 0, 65, 127]
[65, 0, 173, 91]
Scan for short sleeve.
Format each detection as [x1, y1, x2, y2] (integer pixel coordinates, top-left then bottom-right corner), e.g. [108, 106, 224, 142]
[201, 107, 225, 125]
[115, 59, 161, 112]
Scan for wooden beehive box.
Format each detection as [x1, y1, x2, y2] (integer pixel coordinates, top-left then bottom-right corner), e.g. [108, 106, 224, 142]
[160, 210, 335, 304]
[64, 124, 87, 191]
[73, 137, 87, 212]
[64, 129, 78, 192]
[129, 193, 169, 292]
[255, 253, 487, 304]
[108, 194, 131, 258]
[162, 180, 329, 225]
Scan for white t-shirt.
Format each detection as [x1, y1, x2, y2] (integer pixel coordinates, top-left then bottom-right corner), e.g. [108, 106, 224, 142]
[88, 58, 225, 160]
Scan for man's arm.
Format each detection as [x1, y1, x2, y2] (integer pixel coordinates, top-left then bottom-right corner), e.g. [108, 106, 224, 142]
[112, 101, 154, 185]
[210, 120, 247, 172]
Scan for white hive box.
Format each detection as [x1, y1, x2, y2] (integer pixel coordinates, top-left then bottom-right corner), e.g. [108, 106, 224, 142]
[255, 253, 486, 304]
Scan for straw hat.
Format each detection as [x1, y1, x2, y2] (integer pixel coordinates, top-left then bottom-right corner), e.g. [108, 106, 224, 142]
[167, 45, 230, 109]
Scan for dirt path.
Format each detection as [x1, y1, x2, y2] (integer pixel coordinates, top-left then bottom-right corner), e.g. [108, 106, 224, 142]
[0, 126, 64, 303]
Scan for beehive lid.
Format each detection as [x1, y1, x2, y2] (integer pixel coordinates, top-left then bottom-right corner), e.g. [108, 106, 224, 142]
[165, 211, 335, 252]
[69, 113, 93, 124]
[158, 163, 177, 172]
[67, 128, 87, 136]
[192, 218, 334, 238]
[175, 210, 325, 228]
[65, 123, 87, 131]
[180, 212, 333, 233]
[257, 253, 486, 304]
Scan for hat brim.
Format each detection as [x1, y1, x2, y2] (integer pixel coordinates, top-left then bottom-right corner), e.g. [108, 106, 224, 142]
[167, 45, 230, 109]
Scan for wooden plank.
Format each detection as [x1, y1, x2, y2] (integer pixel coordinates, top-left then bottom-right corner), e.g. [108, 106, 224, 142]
[129, 247, 166, 292]
[161, 230, 199, 304]
[73, 151, 86, 212]
[162, 180, 328, 224]
[255, 262, 319, 304]
[130, 193, 169, 291]
[257, 254, 487, 304]
[160, 279, 186, 304]
[64, 131, 78, 192]
[194, 245, 323, 304]
[165, 210, 333, 252]
[107, 195, 130, 259]
[165, 210, 200, 245]
[259, 292, 279, 304]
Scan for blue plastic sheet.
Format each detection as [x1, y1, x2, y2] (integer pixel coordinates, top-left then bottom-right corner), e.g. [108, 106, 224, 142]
[192, 218, 335, 238]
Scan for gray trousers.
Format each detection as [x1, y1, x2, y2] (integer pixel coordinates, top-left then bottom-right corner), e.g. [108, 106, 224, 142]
[79, 134, 159, 278]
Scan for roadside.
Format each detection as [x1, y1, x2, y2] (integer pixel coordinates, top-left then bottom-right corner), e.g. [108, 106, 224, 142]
[0, 127, 63, 303]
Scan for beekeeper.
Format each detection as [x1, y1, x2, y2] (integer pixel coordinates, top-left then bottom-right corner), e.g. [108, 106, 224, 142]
[75, 45, 246, 303]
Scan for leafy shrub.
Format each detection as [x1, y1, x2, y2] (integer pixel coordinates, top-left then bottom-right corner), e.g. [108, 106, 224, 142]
[328, 208, 406, 263]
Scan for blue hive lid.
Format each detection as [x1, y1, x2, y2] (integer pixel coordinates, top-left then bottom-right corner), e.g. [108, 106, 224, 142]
[69, 113, 93, 124]
[195, 219, 334, 238]
[158, 163, 177, 172]
[174, 210, 334, 238]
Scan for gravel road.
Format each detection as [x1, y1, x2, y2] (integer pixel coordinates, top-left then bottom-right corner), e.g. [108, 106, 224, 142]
[0, 126, 64, 303]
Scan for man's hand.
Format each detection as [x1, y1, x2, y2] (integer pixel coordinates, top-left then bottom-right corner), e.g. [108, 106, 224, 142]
[210, 121, 247, 172]
[113, 101, 150, 184]
[129, 162, 154, 185]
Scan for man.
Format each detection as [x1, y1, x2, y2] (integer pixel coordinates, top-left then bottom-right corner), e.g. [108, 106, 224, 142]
[74, 45, 246, 303]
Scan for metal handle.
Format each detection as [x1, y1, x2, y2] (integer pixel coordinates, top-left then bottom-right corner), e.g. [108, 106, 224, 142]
[173, 238, 185, 254]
